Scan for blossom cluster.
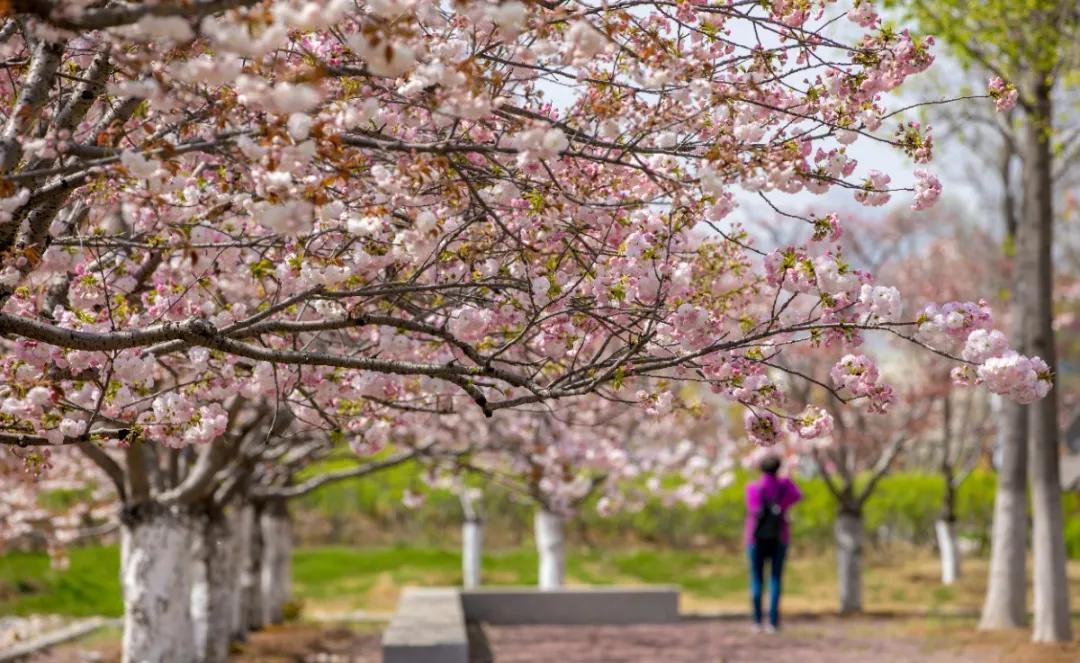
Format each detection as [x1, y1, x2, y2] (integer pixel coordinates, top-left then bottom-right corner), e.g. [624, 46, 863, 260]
[0, 0, 1049, 501]
[987, 76, 1019, 113]
[919, 302, 1052, 403]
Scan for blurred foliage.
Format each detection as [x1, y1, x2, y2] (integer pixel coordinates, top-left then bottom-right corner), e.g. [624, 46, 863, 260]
[291, 464, 1079, 555]
[5, 464, 1079, 618]
[885, 0, 1079, 80]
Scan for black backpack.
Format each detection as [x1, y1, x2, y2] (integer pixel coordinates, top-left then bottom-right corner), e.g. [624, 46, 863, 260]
[753, 484, 786, 547]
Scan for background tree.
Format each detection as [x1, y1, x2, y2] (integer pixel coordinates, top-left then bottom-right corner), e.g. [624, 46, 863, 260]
[890, 0, 1080, 640]
[430, 388, 733, 590]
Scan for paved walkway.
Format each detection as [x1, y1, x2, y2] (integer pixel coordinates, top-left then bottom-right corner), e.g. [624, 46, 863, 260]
[28, 617, 1080, 662]
[474, 620, 972, 663]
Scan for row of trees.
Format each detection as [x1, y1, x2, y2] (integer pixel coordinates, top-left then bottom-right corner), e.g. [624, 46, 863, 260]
[889, 0, 1079, 642]
[0, 0, 1073, 659]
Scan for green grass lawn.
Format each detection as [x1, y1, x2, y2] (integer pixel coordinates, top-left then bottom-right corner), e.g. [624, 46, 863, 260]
[4, 543, 1080, 619]
[0, 545, 122, 617]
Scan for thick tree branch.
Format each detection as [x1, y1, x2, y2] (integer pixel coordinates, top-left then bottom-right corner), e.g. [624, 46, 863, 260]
[253, 446, 428, 500]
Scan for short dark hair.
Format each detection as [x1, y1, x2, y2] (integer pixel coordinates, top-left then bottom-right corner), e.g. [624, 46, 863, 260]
[760, 454, 781, 476]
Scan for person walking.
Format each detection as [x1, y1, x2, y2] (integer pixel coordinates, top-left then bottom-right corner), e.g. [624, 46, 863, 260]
[745, 453, 802, 633]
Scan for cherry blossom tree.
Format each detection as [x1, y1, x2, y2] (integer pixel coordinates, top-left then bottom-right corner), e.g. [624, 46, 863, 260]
[930, 386, 993, 585]
[0, 0, 1046, 453]
[767, 367, 932, 614]
[439, 388, 733, 590]
[755, 203, 1003, 611]
[1, 393, 430, 662]
[879, 213, 1002, 587]
[0, 444, 115, 566]
[239, 425, 429, 629]
[0, 0, 1060, 658]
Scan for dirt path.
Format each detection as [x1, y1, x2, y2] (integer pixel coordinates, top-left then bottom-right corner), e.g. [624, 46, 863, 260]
[473, 620, 966, 663]
[28, 617, 1079, 662]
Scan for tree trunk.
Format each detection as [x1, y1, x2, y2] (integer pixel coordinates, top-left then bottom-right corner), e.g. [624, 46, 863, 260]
[1021, 76, 1072, 643]
[190, 517, 209, 660]
[834, 509, 863, 615]
[260, 499, 292, 625]
[937, 395, 961, 586]
[120, 503, 196, 663]
[242, 501, 266, 631]
[980, 362, 1030, 627]
[462, 519, 483, 589]
[534, 508, 565, 590]
[190, 508, 239, 663]
[935, 519, 960, 586]
[228, 504, 250, 642]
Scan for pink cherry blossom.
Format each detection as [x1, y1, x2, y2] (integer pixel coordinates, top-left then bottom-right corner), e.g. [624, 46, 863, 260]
[987, 76, 1019, 113]
[745, 410, 784, 447]
[977, 352, 1053, 404]
[912, 169, 942, 211]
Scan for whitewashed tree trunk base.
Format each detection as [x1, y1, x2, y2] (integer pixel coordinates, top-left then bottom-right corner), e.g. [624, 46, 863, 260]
[535, 509, 565, 591]
[242, 502, 266, 632]
[1030, 445, 1073, 642]
[190, 523, 209, 659]
[190, 509, 239, 663]
[835, 511, 863, 615]
[979, 416, 1028, 631]
[463, 520, 483, 589]
[121, 504, 197, 663]
[228, 504, 250, 642]
[261, 500, 292, 625]
[935, 519, 960, 586]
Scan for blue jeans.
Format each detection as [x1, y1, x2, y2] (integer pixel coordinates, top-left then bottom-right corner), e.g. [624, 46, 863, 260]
[748, 542, 788, 627]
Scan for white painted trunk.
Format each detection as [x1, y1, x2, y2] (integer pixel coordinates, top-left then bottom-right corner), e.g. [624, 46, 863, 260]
[1030, 426, 1073, 642]
[228, 505, 250, 642]
[835, 511, 863, 615]
[462, 520, 483, 589]
[190, 511, 238, 663]
[1017, 73, 1071, 643]
[535, 509, 565, 590]
[260, 501, 292, 625]
[121, 506, 197, 663]
[935, 519, 960, 586]
[980, 400, 1028, 630]
[190, 527, 209, 659]
[242, 502, 266, 631]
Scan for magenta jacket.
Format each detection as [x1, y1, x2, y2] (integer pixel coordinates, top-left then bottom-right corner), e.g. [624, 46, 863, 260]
[744, 475, 803, 546]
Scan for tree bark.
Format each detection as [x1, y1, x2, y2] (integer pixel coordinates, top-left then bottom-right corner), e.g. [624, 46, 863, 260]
[228, 504, 250, 642]
[980, 361, 1030, 627]
[460, 488, 483, 589]
[260, 499, 292, 625]
[935, 519, 960, 586]
[462, 519, 483, 589]
[242, 501, 266, 631]
[190, 518, 209, 660]
[190, 507, 239, 663]
[534, 508, 566, 590]
[1021, 75, 1072, 643]
[120, 503, 196, 663]
[835, 509, 863, 615]
[979, 123, 1035, 625]
[937, 395, 961, 586]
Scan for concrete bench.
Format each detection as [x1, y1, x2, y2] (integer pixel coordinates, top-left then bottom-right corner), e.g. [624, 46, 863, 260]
[382, 585, 680, 662]
[381, 588, 469, 663]
[460, 586, 680, 625]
